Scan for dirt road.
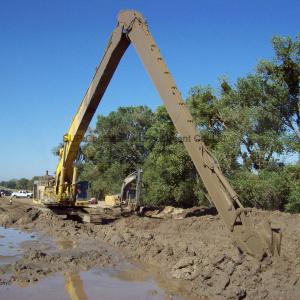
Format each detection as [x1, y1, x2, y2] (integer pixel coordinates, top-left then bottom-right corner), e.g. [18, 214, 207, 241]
[0, 197, 299, 299]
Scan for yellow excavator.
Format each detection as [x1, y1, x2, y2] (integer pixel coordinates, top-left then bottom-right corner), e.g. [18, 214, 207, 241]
[34, 10, 281, 258]
[104, 169, 142, 208]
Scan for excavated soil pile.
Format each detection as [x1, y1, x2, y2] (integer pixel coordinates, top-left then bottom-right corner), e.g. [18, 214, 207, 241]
[0, 199, 299, 299]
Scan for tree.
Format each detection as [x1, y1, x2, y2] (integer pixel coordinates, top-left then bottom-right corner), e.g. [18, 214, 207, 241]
[6, 179, 17, 190]
[79, 106, 154, 198]
[142, 106, 207, 207]
[74, 35, 299, 212]
[257, 35, 300, 153]
[188, 75, 287, 173]
[188, 35, 299, 172]
[284, 163, 300, 212]
[231, 167, 290, 210]
[0, 176, 38, 191]
[184, 36, 300, 210]
[16, 178, 29, 190]
[52, 142, 64, 157]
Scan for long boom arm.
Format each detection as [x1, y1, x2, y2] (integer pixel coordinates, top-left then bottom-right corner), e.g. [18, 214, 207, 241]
[55, 10, 281, 258]
[54, 25, 130, 199]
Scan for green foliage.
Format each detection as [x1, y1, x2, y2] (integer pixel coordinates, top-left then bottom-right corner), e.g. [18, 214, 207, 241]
[257, 35, 300, 150]
[0, 179, 17, 190]
[184, 36, 299, 211]
[79, 106, 154, 198]
[16, 178, 30, 190]
[52, 142, 64, 157]
[0, 177, 39, 191]
[63, 35, 299, 212]
[188, 74, 287, 172]
[231, 168, 290, 210]
[285, 185, 300, 213]
[284, 164, 300, 212]
[142, 106, 207, 207]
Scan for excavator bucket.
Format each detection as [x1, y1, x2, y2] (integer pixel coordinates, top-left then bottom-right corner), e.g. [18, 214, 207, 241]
[230, 208, 282, 258]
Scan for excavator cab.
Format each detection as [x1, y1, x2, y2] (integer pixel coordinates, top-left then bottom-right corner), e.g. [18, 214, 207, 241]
[75, 181, 89, 200]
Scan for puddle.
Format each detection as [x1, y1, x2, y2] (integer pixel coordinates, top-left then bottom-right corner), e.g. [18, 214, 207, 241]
[0, 229, 188, 299]
[0, 227, 37, 265]
[0, 266, 185, 300]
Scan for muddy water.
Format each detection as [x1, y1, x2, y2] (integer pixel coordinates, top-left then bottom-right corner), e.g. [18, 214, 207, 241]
[0, 227, 37, 265]
[0, 227, 185, 300]
[1, 267, 183, 300]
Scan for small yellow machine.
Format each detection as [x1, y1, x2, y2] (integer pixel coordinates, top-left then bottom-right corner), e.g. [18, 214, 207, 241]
[104, 169, 142, 208]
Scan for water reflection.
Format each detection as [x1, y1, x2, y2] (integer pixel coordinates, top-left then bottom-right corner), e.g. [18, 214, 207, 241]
[57, 239, 186, 300]
[0, 233, 187, 300]
[65, 272, 88, 300]
[63, 268, 184, 300]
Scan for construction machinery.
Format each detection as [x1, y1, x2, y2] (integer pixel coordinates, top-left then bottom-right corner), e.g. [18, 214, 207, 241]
[105, 169, 142, 208]
[35, 10, 281, 258]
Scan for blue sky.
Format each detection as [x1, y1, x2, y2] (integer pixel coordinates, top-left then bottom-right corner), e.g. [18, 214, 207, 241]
[0, 0, 299, 180]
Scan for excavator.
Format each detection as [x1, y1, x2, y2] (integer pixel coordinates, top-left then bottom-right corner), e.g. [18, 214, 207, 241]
[104, 169, 142, 208]
[34, 10, 281, 259]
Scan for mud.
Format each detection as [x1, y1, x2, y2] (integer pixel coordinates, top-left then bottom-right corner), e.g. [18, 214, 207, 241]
[0, 197, 299, 299]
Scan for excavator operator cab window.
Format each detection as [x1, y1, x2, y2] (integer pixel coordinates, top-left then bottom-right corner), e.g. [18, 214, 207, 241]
[75, 181, 88, 200]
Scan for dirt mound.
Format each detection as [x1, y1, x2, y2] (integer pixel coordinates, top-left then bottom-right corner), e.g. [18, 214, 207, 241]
[0, 199, 299, 299]
[95, 213, 300, 299]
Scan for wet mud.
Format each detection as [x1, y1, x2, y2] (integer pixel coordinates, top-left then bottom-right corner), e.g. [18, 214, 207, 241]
[0, 197, 299, 299]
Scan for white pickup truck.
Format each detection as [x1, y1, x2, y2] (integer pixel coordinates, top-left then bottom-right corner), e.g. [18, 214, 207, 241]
[11, 190, 33, 198]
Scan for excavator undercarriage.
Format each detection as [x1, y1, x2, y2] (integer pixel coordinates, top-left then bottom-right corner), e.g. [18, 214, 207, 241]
[35, 10, 281, 259]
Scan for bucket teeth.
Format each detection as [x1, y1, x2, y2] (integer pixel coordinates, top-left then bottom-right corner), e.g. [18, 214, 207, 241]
[262, 220, 282, 257]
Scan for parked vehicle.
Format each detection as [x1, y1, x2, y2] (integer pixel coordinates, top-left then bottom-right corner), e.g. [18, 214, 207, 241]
[11, 190, 33, 198]
[5, 191, 12, 196]
[0, 190, 12, 197]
